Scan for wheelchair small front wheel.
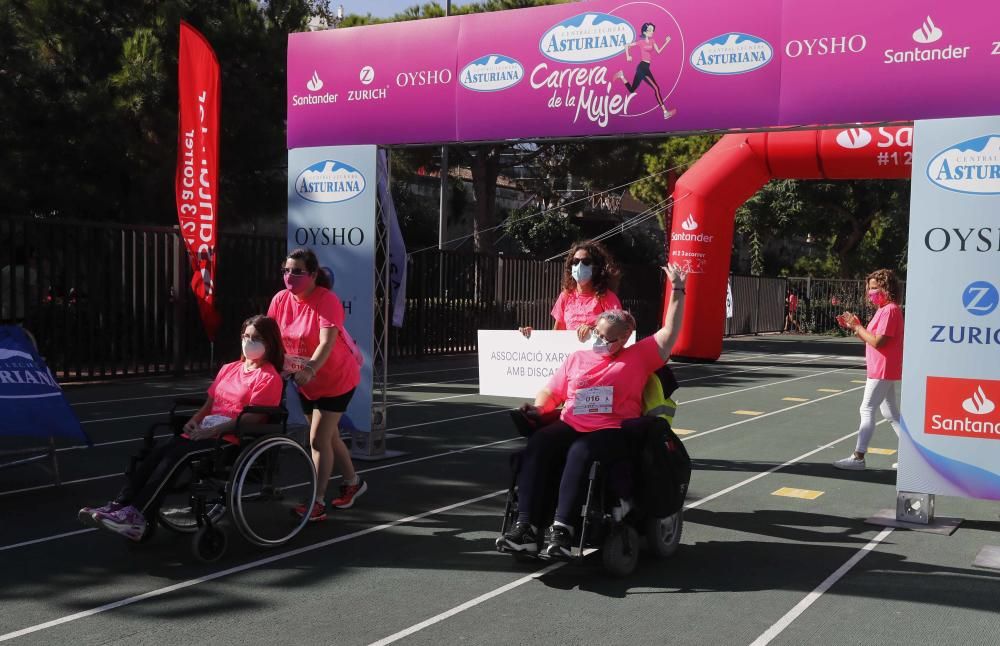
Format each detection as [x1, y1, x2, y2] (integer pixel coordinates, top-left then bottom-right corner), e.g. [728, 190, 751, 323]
[601, 525, 639, 577]
[192, 525, 228, 563]
[644, 512, 683, 559]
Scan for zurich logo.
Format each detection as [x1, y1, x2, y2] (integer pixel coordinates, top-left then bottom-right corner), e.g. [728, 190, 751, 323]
[539, 13, 634, 64]
[835, 128, 872, 149]
[295, 161, 366, 204]
[691, 33, 773, 75]
[460, 55, 524, 92]
[962, 281, 999, 316]
[927, 135, 1000, 195]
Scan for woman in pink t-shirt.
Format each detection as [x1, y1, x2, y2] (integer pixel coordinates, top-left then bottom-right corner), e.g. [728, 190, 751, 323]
[499, 264, 687, 559]
[268, 248, 366, 522]
[833, 269, 904, 471]
[520, 240, 623, 343]
[79, 315, 285, 540]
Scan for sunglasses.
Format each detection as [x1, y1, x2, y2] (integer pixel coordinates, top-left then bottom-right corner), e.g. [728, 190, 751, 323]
[571, 258, 593, 266]
[281, 268, 308, 276]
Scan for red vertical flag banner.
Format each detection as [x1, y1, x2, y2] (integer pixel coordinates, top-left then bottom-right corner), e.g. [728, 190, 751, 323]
[176, 21, 221, 341]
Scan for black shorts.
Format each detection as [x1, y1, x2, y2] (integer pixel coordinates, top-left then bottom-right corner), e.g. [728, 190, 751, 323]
[299, 388, 356, 415]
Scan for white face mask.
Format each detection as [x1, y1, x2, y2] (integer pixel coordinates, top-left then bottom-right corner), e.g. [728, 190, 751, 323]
[242, 339, 266, 361]
[572, 262, 593, 285]
[592, 337, 612, 356]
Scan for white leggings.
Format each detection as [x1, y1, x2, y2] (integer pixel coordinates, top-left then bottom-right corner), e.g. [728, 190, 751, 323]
[856, 378, 902, 453]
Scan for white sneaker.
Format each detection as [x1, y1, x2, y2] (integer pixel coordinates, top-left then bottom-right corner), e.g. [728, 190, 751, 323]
[892, 462, 898, 470]
[833, 455, 866, 471]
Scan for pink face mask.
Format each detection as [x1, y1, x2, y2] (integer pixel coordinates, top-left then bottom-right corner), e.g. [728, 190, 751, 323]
[868, 289, 886, 307]
[284, 272, 311, 295]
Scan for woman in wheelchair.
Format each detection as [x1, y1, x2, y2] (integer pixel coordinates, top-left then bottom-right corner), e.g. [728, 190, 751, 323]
[78, 315, 285, 540]
[498, 264, 686, 560]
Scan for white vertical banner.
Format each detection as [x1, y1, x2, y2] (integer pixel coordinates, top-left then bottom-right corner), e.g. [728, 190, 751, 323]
[288, 145, 377, 432]
[898, 117, 1000, 499]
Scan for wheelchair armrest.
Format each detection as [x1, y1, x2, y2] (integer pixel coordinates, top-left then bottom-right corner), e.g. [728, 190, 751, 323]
[509, 408, 560, 438]
[240, 405, 286, 418]
[173, 395, 207, 408]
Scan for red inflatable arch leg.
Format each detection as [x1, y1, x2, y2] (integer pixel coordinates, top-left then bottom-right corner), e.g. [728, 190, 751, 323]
[665, 126, 913, 361]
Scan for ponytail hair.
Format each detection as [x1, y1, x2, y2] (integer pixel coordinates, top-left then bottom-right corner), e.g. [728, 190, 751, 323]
[287, 248, 332, 289]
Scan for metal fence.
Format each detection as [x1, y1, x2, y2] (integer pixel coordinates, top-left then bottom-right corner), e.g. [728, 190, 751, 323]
[3, 216, 895, 380]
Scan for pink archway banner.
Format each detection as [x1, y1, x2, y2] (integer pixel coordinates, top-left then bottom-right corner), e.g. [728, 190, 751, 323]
[287, 0, 1000, 148]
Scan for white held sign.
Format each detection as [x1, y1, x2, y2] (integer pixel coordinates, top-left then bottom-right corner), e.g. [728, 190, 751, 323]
[477, 330, 636, 399]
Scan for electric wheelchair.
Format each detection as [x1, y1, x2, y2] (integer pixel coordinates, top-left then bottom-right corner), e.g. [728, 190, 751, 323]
[127, 393, 317, 562]
[497, 408, 690, 577]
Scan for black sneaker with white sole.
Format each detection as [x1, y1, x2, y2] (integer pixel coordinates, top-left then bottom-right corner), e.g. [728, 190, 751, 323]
[543, 524, 574, 560]
[497, 522, 539, 553]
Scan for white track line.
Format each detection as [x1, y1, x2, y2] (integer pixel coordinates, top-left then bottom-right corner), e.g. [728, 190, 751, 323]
[367, 561, 569, 646]
[748, 528, 895, 646]
[362, 424, 877, 645]
[0, 489, 509, 643]
[681, 386, 865, 441]
[679, 368, 851, 407]
[0, 392, 874, 639]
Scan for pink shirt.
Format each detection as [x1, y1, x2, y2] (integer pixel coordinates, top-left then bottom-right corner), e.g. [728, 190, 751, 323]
[547, 336, 665, 433]
[204, 361, 283, 444]
[551, 290, 623, 330]
[866, 302, 904, 380]
[638, 38, 654, 63]
[268, 286, 361, 399]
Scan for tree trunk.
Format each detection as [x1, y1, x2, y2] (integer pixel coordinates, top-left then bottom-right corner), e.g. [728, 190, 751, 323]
[470, 145, 500, 253]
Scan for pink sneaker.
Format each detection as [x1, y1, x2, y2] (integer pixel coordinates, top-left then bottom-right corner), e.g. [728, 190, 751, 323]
[78, 501, 124, 527]
[95, 505, 147, 541]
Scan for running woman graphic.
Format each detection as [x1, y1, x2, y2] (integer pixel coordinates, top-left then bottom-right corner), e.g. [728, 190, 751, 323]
[615, 22, 677, 120]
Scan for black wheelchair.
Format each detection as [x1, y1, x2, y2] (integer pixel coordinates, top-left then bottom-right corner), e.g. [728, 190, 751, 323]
[127, 394, 317, 562]
[497, 410, 690, 577]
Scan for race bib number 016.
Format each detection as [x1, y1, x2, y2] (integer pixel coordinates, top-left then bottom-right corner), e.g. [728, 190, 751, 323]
[573, 386, 613, 415]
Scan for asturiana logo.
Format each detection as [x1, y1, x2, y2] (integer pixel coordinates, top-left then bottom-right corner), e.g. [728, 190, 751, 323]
[691, 33, 773, 75]
[295, 161, 366, 204]
[539, 13, 635, 64]
[926, 135, 1000, 195]
[836, 128, 873, 149]
[460, 55, 524, 92]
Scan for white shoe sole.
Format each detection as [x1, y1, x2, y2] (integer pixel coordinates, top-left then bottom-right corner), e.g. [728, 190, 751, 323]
[833, 461, 866, 471]
[331, 480, 368, 509]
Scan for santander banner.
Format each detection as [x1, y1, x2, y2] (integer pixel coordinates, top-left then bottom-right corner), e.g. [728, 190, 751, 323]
[287, 0, 1000, 148]
[176, 21, 221, 340]
[898, 116, 1000, 501]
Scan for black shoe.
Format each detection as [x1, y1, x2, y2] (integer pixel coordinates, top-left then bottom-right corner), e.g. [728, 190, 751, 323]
[543, 524, 574, 560]
[497, 522, 539, 553]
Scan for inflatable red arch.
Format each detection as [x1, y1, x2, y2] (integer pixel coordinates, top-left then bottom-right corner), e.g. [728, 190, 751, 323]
[664, 125, 913, 361]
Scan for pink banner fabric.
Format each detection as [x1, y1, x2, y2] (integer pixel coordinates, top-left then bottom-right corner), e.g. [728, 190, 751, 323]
[287, 0, 1000, 148]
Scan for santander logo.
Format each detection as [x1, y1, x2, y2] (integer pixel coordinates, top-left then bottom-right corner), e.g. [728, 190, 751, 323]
[681, 214, 698, 231]
[835, 128, 872, 149]
[912, 16, 943, 45]
[306, 71, 323, 92]
[963, 386, 996, 415]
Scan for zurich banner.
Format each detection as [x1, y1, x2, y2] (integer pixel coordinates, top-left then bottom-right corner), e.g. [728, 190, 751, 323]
[898, 117, 1000, 500]
[288, 145, 377, 432]
[0, 326, 90, 445]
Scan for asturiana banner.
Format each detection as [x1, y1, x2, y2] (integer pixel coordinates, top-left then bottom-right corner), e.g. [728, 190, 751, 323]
[898, 116, 1000, 501]
[287, 0, 1000, 148]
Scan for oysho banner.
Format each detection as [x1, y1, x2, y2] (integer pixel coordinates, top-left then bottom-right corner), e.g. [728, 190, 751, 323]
[287, 145, 377, 431]
[287, 0, 1000, 148]
[478, 330, 635, 399]
[898, 116, 1000, 500]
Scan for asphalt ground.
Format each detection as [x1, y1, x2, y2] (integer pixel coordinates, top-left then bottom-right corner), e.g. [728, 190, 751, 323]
[1, 335, 998, 645]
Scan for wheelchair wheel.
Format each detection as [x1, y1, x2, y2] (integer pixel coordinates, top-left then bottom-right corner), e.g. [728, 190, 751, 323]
[601, 524, 640, 577]
[192, 525, 228, 563]
[229, 435, 316, 548]
[645, 512, 683, 559]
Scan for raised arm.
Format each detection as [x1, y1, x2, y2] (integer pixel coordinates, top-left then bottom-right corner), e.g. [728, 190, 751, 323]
[654, 36, 671, 54]
[651, 263, 687, 361]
